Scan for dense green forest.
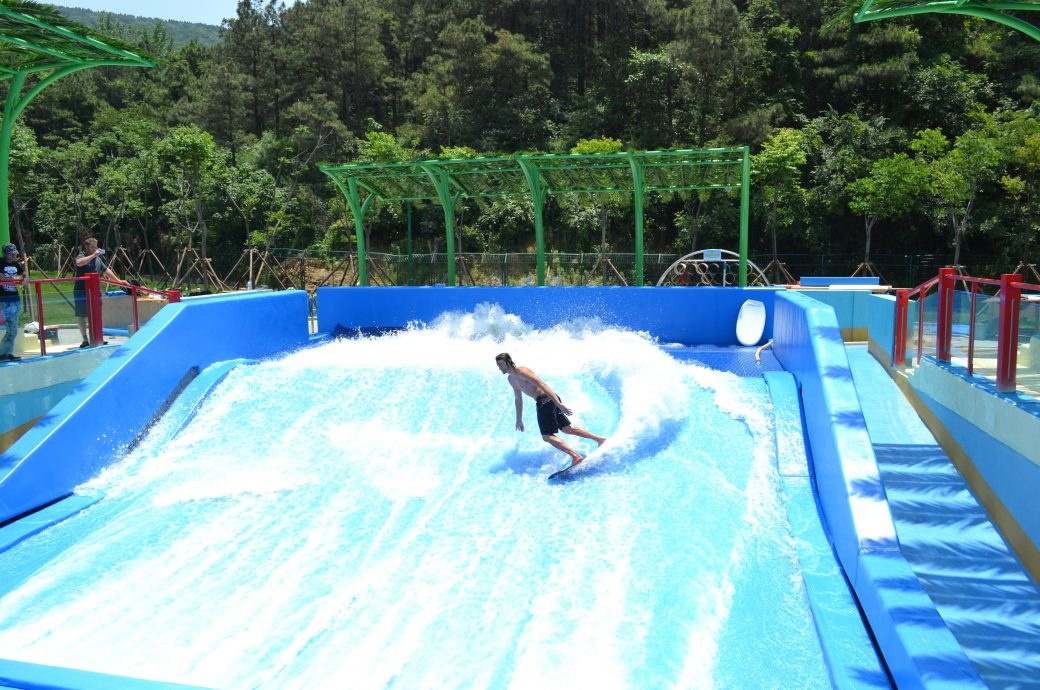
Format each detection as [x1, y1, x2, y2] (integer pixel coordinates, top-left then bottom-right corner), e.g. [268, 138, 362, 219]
[54, 5, 222, 46]
[7, 0, 1040, 285]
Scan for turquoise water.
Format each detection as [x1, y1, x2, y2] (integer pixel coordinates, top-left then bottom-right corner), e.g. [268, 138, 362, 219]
[0, 305, 830, 689]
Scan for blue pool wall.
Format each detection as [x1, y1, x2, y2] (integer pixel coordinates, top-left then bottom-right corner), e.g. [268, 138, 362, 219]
[0, 348, 116, 454]
[866, 294, 897, 367]
[0, 290, 310, 525]
[794, 289, 880, 343]
[313, 285, 779, 343]
[0, 285, 983, 689]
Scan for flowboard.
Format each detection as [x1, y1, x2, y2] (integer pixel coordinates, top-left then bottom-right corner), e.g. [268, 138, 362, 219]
[736, 299, 766, 346]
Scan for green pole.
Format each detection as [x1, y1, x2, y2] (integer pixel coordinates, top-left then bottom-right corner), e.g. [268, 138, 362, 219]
[341, 177, 369, 286]
[420, 163, 456, 286]
[628, 152, 646, 286]
[323, 170, 375, 285]
[0, 72, 25, 248]
[518, 159, 547, 285]
[739, 146, 751, 287]
[406, 201, 414, 286]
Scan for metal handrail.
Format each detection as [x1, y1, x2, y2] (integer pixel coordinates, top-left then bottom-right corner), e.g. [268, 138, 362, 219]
[2, 275, 180, 356]
[895, 268, 1040, 392]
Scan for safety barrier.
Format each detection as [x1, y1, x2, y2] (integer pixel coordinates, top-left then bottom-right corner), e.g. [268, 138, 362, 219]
[1, 275, 181, 356]
[895, 266, 1040, 392]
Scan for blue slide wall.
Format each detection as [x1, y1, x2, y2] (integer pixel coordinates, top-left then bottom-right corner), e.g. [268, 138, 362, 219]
[0, 285, 982, 688]
[772, 291, 981, 688]
[0, 290, 310, 524]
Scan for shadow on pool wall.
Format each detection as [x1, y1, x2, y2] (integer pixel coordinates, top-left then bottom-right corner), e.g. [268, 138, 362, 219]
[0, 285, 982, 689]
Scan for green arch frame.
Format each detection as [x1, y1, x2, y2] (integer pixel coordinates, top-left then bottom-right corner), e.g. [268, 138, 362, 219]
[321, 146, 752, 287]
[856, 0, 1040, 42]
[0, 1, 154, 247]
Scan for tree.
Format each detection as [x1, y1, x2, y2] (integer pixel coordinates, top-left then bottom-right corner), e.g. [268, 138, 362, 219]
[155, 125, 226, 259]
[411, 18, 552, 151]
[804, 111, 903, 246]
[909, 55, 993, 135]
[36, 140, 103, 245]
[624, 49, 680, 149]
[287, 0, 389, 133]
[569, 136, 627, 279]
[671, 0, 762, 144]
[269, 95, 353, 249]
[996, 111, 1040, 266]
[752, 127, 807, 281]
[809, 11, 922, 121]
[847, 153, 927, 275]
[6, 122, 42, 252]
[912, 124, 1002, 269]
[196, 61, 249, 164]
[222, 0, 282, 137]
[221, 164, 276, 249]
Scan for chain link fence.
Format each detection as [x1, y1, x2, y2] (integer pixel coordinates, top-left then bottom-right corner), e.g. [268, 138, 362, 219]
[25, 244, 1013, 292]
[262, 249, 1006, 289]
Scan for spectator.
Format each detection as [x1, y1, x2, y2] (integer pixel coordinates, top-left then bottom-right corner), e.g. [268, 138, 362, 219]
[1, 242, 27, 362]
[74, 237, 120, 348]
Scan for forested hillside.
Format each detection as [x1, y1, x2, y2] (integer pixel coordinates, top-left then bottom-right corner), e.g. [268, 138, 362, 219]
[54, 5, 221, 46]
[7, 0, 1040, 283]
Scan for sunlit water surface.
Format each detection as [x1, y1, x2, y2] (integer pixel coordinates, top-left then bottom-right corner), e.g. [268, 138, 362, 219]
[0, 305, 828, 689]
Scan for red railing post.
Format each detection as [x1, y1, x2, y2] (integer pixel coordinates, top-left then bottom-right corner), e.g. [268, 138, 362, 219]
[996, 273, 1022, 392]
[86, 272, 104, 346]
[894, 289, 909, 366]
[917, 282, 927, 364]
[967, 282, 978, 376]
[936, 267, 955, 361]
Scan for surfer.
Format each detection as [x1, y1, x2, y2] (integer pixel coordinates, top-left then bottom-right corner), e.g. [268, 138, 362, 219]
[495, 352, 606, 468]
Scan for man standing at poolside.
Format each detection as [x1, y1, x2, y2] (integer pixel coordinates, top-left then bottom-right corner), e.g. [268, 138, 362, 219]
[73, 237, 121, 348]
[495, 352, 606, 468]
[1, 243, 27, 362]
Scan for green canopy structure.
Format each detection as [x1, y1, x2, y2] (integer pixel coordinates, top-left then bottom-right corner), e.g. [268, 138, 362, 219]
[0, 0, 154, 247]
[321, 147, 752, 287]
[856, 0, 1040, 41]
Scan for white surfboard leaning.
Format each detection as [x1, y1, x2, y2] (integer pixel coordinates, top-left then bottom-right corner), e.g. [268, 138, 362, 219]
[735, 299, 766, 346]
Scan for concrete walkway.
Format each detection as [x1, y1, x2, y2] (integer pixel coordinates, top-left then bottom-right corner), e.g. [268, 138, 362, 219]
[847, 344, 1040, 689]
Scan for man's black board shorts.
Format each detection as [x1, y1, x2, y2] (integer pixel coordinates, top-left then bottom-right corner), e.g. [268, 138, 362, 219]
[536, 394, 570, 435]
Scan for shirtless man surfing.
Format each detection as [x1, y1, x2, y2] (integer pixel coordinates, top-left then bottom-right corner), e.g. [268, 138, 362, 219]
[495, 352, 606, 468]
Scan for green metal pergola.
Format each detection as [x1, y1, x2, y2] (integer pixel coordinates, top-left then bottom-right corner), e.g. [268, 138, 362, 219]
[856, 0, 1040, 41]
[0, 0, 154, 247]
[321, 146, 752, 287]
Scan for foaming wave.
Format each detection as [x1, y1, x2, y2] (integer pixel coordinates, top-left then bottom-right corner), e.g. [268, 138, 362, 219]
[429, 301, 531, 340]
[9, 303, 822, 689]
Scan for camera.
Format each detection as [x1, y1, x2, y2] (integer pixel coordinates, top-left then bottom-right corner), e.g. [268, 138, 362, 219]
[96, 248, 105, 256]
